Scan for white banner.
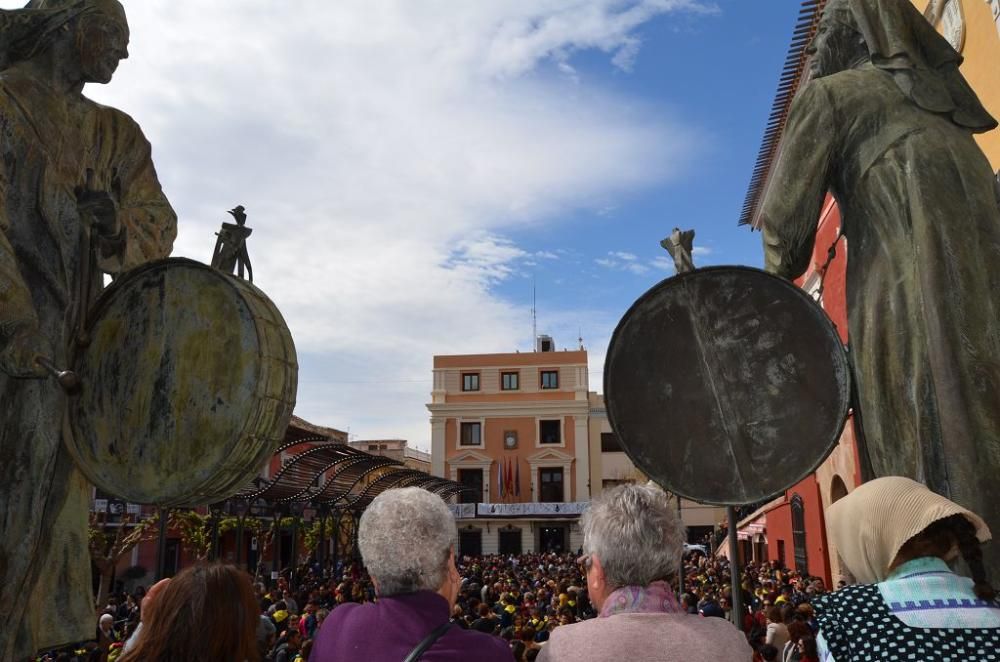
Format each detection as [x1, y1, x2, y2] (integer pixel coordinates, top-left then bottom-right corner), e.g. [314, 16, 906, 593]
[476, 502, 589, 517]
[448, 503, 477, 519]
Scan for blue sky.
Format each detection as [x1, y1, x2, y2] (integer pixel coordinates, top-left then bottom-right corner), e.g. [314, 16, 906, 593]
[477, 1, 798, 384]
[1, 0, 803, 448]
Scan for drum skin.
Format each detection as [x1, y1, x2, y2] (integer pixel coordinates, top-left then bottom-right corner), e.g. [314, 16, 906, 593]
[604, 266, 850, 506]
[67, 258, 298, 506]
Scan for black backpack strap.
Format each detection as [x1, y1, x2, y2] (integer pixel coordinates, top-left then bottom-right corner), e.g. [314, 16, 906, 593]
[403, 621, 452, 662]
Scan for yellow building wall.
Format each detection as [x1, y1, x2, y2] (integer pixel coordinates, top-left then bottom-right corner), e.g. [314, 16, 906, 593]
[912, 0, 1000, 169]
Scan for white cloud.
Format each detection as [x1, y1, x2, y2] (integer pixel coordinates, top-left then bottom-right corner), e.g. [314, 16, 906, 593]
[693, 246, 713, 256]
[598, 250, 648, 274]
[651, 255, 675, 271]
[10, 0, 710, 447]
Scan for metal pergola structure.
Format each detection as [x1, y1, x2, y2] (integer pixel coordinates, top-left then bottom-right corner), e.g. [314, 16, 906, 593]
[236, 438, 465, 506]
[154, 417, 469, 585]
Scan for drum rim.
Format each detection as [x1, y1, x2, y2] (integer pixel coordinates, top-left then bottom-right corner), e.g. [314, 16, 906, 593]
[76, 258, 240, 343]
[603, 264, 851, 507]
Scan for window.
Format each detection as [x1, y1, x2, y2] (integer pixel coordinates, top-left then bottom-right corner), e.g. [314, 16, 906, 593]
[540, 370, 559, 389]
[459, 529, 482, 556]
[539, 468, 564, 503]
[600, 432, 623, 452]
[458, 469, 483, 504]
[791, 494, 808, 573]
[368, 444, 379, 451]
[460, 422, 482, 446]
[539, 419, 561, 445]
[539, 525, 567, 552]
[499, 528, 522, 555]
[501, 371, 519, 390]
[776, 540, 787, 568]
[462, 373, 480, 391]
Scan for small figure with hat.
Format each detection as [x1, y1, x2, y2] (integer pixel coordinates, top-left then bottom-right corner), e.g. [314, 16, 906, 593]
[211, 204, 254, 281]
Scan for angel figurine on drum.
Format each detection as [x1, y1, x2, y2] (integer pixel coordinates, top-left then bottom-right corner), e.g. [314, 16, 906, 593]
[0, 1, 177, 658]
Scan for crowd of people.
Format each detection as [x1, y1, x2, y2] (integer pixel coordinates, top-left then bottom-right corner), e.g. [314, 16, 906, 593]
[35, 551, 589, 661]
[30, 474, 1000, 661]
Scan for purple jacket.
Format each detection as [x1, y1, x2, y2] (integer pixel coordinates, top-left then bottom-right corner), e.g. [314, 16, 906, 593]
[310, 591, 513, 662]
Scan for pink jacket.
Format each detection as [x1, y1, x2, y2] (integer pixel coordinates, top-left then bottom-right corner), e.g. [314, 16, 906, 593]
[536, 613, 753, 662]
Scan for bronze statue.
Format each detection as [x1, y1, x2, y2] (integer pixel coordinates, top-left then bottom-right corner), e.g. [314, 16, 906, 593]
[211, 204, 254, 281]
[0, 1, 176, 658]
[660, 227, 696, 274]
[759, 0, 1000, 577]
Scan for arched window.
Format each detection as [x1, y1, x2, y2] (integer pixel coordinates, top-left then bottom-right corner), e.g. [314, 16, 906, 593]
[791, 494, 808, 573]
[830, 475, 849, 503]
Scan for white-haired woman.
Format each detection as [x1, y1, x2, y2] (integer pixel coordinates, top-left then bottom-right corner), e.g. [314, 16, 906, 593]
[311, 487, 513, 662]
[538, 483, 751, 661]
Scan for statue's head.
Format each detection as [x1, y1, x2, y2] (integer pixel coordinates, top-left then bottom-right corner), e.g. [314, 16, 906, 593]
[803, 0, 995, 132]
[806, 0, 869, 79]
[9, 0, 128, 83]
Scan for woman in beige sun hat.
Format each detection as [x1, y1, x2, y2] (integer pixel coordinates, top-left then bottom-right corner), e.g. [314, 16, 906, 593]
[812, 476, 1000, 661]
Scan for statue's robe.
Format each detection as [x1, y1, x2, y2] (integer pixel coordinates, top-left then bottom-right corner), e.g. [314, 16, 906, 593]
[761, 63, 1000, 578]
[0, 68, 176, 660]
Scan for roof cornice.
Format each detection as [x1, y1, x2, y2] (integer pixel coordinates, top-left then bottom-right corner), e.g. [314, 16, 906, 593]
[740, 0, 827, 229]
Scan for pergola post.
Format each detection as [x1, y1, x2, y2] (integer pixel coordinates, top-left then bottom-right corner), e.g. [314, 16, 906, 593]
[331, 510, 340, 573]
[209, 503, 222, 562]
[155, 508, 169, 580]
[317, 506, 327, 571]
[271, 505, 282, 588]
[234, 499, 248, 571]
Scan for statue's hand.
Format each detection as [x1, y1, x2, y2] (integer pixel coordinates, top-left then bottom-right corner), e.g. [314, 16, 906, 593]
[77, 190, 121, 238]
[0, 333, 52, 379]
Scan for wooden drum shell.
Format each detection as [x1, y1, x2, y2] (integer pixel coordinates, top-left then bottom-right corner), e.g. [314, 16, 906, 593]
[66, 258, 298, 507]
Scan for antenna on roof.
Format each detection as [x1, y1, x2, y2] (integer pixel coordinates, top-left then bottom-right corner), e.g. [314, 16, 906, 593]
[532, 279, 537, 352]
[578, 328, 584, 351]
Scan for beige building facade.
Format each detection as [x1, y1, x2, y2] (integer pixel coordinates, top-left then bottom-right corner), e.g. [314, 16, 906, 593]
[428, 342, 590, 556]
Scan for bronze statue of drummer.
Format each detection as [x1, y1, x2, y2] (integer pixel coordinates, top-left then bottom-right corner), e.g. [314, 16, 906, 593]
[0, 1, 176, 658]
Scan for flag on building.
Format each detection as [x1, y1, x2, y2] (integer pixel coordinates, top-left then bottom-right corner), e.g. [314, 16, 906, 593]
[514, 460, 520, 497]
[497, 459, 503, 500]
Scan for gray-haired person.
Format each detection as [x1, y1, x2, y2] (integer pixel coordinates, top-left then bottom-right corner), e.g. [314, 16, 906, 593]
[311, 487, 513, 661]
[538, 483, 751, 661]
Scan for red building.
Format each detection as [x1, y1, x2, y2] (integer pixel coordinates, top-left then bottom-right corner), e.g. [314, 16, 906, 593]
[732, 2, 865, 587]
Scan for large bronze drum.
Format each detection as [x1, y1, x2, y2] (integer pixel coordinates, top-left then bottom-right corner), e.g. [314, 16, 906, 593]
[604, 266, 851, 506]
[66, 258, 298, 507]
